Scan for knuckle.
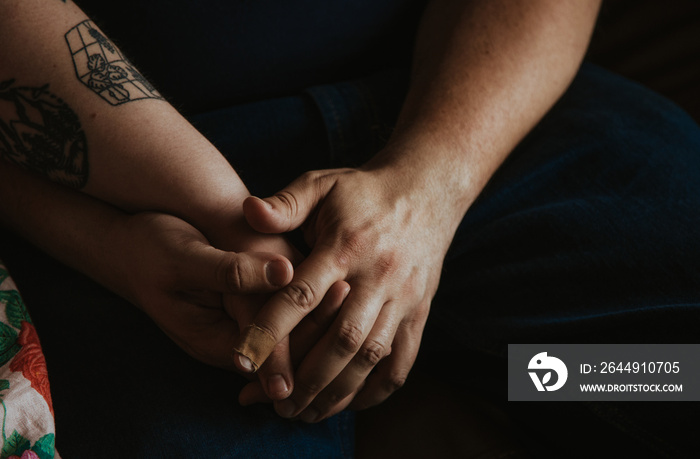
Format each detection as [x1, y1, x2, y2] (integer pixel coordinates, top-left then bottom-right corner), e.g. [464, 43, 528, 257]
[320, 390, 346, 408]
[402, 269, 423, 299]
[374, 252, 399, 279]
[357, 339, 389, 367]
[337, 221, 375, 252]
[351, 392, 383, 411]
[333, 321, 365, 358]
[274, 190, 300, 222]
[417, 300, 432, 320]
[295, 377, 324, 397]
[281, 279, 317, 312]
[351, 399, 371, 411]
[340, 231, 368, 256]
[299, 169, 321, 183]
[409, 299, 432, 326]
[254, 322, 284, 348]
[220, 255, 245, 292]
[383, 372, 407, 394]
[301, 170, 330, 198]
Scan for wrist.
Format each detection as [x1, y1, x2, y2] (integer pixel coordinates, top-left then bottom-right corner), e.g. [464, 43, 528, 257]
[364, 136, 478, 228]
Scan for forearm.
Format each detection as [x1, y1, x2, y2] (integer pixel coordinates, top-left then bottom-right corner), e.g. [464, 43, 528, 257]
[0, 0, 247, 245]
[369, 0, 601, 223]
[0, 159, 133, 299]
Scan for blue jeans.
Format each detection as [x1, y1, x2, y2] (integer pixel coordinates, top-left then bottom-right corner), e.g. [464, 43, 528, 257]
[193, 62, 700, 457]
[1, 62, 698, 457]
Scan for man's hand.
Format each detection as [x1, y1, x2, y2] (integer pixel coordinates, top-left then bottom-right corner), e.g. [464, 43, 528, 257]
[237, 279, 351, 406]
[227, 0, 602, 420]
[233, 165, 462, 422]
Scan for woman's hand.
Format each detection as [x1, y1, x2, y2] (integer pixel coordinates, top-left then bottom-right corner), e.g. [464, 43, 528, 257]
[233, 162, 464, 422]
[111, 212, 296, 373]
[114, 211, 352, 404]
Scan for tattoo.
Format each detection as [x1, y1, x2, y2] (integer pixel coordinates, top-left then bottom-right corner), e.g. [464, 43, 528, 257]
[0, 80, 88, 188]
[65, 21, 162, 105]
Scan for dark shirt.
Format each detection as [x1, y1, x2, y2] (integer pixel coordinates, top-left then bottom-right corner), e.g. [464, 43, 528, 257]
[76, 0, 425, 114]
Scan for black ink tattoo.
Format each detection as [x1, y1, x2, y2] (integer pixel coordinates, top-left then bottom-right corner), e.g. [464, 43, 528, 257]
[65, 21, 162, 105]
[0, 80, 88, 188]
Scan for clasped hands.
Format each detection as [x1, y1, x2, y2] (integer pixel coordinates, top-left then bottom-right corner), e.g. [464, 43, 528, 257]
[132, 164, 455, 423]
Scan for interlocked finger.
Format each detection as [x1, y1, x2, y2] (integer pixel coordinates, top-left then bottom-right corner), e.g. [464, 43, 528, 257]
[273, 288, 385, 419]
[296, 301, 402, 422]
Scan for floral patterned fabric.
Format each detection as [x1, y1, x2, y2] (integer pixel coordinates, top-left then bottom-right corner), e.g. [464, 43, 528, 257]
[0, 263, 58, 459]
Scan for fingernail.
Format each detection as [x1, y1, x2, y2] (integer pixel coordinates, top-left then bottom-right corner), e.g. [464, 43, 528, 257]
[233, 325, 277, 372]
[265, 260, 289, 287]
[267, 374, 289, 398]
[236, 354, 254, 373]
[299, 407, 320, 423]
[276, 399, 296, 418]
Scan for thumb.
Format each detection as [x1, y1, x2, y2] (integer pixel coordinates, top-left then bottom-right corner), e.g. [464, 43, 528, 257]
[186, 244, 293, 294]
[243, 172, 334, 234]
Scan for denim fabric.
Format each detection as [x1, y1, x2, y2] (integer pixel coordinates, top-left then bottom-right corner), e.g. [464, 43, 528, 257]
[193, 62, 700, 457]
[190, 68, 409, 196]
[422, 64, 700, 458]
[1, 57, 698, 457]
[0, 237, 355, 458]
[429, 63, 700, 350]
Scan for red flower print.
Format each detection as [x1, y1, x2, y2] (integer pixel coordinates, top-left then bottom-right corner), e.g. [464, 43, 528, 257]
[9, 451, 40, 459]
[9, 321, 53, 415]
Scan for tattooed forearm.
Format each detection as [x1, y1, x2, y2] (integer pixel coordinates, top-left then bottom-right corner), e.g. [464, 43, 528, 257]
[65, 21, 162, 105]
[0, 80, 88, 188]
